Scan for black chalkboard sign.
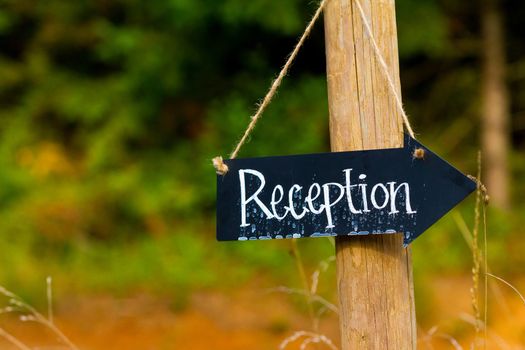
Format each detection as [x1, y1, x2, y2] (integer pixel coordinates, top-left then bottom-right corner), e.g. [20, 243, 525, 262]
[216, 134, 476, 246]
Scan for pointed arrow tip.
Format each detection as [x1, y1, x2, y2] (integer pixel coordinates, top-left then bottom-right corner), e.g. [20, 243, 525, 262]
[400, 135, 478, 246]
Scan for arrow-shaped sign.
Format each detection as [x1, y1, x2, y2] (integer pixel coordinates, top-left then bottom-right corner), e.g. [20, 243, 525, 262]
[216, 134, 476, 246]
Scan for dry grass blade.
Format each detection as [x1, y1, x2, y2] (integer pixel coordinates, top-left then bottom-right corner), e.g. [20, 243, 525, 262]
[486, 273, 525, 306]
[290, 239, 317, 331]
[416, 325, 437, 350]
[452, 211, 473, 248]
[488, 332, 514, 350]
[0, 285, 79, 350]
[435, 333, 463, 350]
[452, 211, 511, 317]
[471, 154, 482, 335]
[459, 312, 486, 330]
[47, 276, 54, 325]
[0, 327, 32, 350]
[310, 256, 335, 295]
[280, 331, 312, 350]
[280, 330, 338, 350]
[299, 335, 338, 350]
[417, 326, 463, 350]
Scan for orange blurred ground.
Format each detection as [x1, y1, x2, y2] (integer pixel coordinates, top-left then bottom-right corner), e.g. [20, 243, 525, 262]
[1, 276, 524, 349]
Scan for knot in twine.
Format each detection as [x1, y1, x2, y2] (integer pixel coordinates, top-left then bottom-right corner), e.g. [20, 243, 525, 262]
[412, 148, 425, 159]
[213, 156, 229, 175]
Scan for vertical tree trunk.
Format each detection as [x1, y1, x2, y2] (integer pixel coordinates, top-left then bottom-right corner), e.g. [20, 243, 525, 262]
[481, 0, 510, 209]
[324, 0, 416, 348]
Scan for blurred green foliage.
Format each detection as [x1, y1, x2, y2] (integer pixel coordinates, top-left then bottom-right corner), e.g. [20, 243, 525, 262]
[0, 0, 524, 303]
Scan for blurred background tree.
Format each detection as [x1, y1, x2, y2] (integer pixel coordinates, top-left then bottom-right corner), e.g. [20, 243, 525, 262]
[481, 0, 510, 209]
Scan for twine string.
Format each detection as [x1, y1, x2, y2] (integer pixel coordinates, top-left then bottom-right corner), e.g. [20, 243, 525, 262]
[212, 0, 329, 175]
[229, 0, 328, 161]
[213, 0, 416, 175]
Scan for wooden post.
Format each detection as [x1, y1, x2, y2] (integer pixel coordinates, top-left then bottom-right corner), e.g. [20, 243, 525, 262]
[324, 0, 417, 348]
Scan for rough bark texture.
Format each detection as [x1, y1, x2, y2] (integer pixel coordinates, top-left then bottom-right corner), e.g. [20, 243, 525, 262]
[482, 0, 510, 209]
[324, 0, 417, 348]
